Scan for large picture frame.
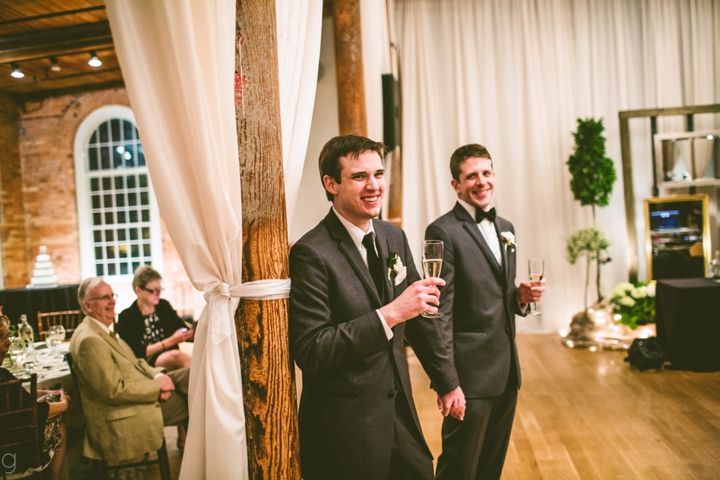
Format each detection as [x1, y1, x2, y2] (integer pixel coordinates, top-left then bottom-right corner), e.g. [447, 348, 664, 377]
[645, 194, 711, 281]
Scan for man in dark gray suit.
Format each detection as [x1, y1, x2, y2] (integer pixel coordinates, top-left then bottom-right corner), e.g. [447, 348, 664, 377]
[426, 144, 545, 480]
[289, 135, 462, 480]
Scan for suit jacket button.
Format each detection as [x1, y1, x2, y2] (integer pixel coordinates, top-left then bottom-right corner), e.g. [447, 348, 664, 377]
[388, 390, 395, 398]
[505, 327, 510, 333]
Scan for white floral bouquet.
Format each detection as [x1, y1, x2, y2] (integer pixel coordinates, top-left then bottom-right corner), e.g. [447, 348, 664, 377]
[609, 281, 656, 330]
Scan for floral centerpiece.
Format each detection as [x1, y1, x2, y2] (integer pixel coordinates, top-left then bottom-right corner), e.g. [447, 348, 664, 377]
[609, 281, 656, 330]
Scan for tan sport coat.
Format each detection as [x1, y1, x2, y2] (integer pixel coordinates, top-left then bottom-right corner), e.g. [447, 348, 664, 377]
[69, 317, 165, 463]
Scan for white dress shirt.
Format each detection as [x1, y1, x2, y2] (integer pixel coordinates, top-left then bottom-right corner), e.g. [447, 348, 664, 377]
[457, 198, 502, 265]
[333, 207, 394, 340]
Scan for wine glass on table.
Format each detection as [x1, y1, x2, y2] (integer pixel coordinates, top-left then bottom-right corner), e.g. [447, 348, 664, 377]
[9, 338, 26, 373]
[528, 258, 544, 316]
[421, 240, 444, 318]
[49, 324, 66, 358]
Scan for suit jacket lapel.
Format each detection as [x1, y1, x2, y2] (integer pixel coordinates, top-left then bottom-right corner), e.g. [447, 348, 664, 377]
[494, 221, 509, 278]
[325, 210, 383, 307]
[454, 203, 503, 281]
[83, 317, 152, 376]
[374, 224, 395, 303]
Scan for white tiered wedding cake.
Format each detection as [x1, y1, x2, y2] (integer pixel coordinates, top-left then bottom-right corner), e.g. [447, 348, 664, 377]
[28, 245, 58, 288]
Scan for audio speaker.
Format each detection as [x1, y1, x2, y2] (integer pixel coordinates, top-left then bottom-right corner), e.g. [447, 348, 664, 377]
[382, 74, 401, 151]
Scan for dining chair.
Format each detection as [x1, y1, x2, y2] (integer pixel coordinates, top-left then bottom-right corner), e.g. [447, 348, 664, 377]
[36, 310, 83, 340]
[0, 374, 41, 479]
[65, 353, 171, 480]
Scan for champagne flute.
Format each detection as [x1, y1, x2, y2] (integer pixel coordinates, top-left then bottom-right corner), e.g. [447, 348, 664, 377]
[421, 240, 444, 318]
[528, 258, 544, 316]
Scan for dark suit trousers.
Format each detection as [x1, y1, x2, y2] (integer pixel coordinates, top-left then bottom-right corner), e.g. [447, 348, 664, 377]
[161, 367, 189, 427]
[436, 367, 518, 480]
[387, 390, 434, 480]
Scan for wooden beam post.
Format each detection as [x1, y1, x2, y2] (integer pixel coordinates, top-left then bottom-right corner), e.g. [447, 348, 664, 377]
[332, 0, 366, 136]
[235, 1, 300, 479]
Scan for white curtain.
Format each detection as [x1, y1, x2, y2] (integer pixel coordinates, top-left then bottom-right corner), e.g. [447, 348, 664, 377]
[278, 0, 324, 229]
[396, 0, 720, 332]
[106, 1, 321, 478]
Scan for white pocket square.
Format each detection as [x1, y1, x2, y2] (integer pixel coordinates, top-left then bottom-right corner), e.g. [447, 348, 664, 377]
[394, 266, 407, 285]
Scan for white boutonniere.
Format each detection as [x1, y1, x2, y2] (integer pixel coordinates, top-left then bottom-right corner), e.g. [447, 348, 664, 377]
[387, 251, 407, 285]
[500, 231, 516, 253]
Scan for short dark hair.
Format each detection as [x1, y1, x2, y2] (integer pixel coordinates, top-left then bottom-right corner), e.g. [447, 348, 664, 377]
[450, 144, 493, 181]
[318, 135, 385, 201]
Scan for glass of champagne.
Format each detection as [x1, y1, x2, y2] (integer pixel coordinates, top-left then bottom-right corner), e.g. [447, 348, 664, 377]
[528, 258, 544, 316]
[421, 240, 444, 318]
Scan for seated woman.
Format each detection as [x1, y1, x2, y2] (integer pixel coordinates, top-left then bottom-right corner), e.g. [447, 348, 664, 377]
[117, 265, 194, 371]
[0, 315, 69, 480]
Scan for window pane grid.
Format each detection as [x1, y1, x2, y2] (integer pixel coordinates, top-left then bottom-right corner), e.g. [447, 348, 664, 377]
[86, 118, 153, 277]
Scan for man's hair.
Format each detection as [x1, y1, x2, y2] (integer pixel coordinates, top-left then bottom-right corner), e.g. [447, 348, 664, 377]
[450, 144, 493, 182]
[318, 135, 385, 201]
[132, 265, 162, 291]
[78, 277, 104, 315]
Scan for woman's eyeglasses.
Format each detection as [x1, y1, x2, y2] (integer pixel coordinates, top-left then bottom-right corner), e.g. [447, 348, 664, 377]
[142, 287, 164, 295]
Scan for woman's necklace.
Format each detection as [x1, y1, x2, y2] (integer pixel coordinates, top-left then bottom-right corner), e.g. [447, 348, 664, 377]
[139, 301, 156, 317]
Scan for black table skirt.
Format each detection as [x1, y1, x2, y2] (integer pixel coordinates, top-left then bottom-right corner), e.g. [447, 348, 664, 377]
[0, 284, 80, 337]
[655, 278, 720, 372]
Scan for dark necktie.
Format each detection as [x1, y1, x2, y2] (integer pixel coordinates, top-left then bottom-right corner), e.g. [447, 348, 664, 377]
[362, 233, 384, 300]
[475, 207, 497, 223]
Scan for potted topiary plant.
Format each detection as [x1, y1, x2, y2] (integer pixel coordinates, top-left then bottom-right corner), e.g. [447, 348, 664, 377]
[563, 118, 617, 348]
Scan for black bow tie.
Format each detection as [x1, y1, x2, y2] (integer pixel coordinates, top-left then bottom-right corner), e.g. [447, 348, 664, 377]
[475, 207, 496, 223]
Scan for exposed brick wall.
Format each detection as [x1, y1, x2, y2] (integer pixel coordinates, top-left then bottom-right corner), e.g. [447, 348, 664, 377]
[0, 94, 29, 289]
[0, 88, 193, 315]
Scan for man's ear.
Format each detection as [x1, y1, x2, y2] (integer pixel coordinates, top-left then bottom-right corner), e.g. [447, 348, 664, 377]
[323, 174, 338, 196]
[451, 178, 460, 194]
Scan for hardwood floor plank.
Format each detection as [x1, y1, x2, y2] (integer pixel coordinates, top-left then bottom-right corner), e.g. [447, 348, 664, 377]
[408, 334, 720, 480]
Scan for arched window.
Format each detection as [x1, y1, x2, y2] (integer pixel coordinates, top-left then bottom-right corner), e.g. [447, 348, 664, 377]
[74, 106, 163, 283]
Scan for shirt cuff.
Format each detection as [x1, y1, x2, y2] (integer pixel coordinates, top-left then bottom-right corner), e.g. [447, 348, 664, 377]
[376, 310, 394, 340]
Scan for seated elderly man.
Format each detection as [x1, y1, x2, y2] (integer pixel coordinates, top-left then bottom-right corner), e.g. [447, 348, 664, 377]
[69, 277, 189, 463]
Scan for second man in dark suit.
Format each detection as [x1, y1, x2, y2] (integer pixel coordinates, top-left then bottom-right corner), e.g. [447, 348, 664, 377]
[426, 143, 545, 480]
[289, 135, 462, 480]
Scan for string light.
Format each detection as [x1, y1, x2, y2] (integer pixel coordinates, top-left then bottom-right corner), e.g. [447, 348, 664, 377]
[88, 51, 102, 68]
[10, 63, 24, 78]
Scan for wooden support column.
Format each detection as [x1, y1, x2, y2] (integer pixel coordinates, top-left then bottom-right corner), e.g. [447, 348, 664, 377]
[332, 0, 367, 136]
[235, 1, 300, 479]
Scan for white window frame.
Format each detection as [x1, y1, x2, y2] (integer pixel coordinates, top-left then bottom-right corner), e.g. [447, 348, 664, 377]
[74, 105, 163, 285]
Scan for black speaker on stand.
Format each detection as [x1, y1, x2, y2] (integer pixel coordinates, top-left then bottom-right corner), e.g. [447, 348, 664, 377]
[382, 73, 401, 151]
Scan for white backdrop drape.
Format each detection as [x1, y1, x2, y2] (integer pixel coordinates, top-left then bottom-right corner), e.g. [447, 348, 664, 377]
[395, 0, 720, 332]
[105, 0, 321, 478]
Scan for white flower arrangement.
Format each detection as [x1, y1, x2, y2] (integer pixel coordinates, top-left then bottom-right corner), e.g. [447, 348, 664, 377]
[500, 231, 516, 252]
[610, 281, 655, 330]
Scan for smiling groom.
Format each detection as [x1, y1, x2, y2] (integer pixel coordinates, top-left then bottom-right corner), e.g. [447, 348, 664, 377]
[426, 143, 545, 480]
[289, 135, 461, 480]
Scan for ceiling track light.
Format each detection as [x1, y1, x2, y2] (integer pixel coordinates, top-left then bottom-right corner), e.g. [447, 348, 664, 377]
[50, 57, 61, 72]
[10, 63, 24, 79]
[88, 51, 102, 68]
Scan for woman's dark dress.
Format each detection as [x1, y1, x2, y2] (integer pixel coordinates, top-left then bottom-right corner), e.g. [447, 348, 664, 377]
[116, 299, 187, 366]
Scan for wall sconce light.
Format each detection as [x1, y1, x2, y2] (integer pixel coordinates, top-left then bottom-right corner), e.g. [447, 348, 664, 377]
[50, 57, 61, 72]
[10, 63, 24, 78]
[88, 51, 102, 68]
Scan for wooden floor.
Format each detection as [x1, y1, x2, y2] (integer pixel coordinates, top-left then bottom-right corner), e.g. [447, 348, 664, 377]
[79, 333, 720, 479]
[409, 334, 720, 480]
